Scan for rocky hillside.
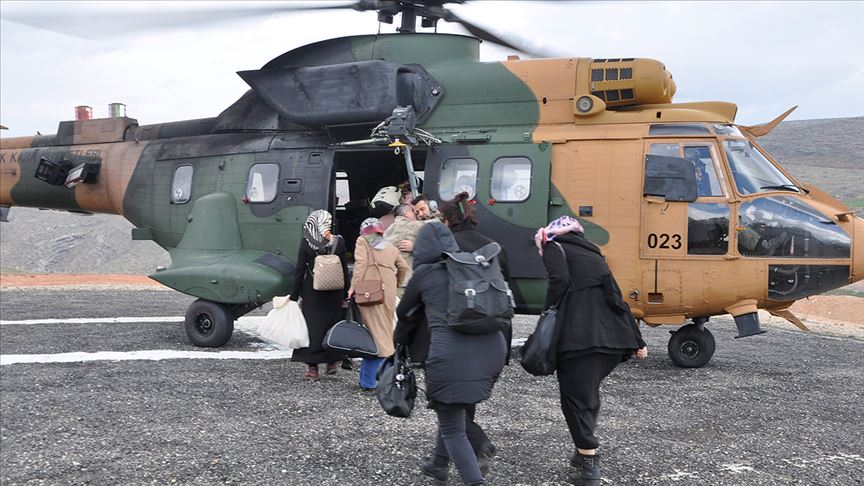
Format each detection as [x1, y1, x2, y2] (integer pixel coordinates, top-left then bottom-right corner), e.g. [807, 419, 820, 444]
[759, 117, 863, 201]
[0, 209, 170, 275]
[0, 117, 861, 274]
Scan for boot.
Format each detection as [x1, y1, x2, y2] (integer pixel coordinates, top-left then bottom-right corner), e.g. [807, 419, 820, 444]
[568, 453, 601, 486]
[420, 455, 449, 485]
[475, 443, 495, 477]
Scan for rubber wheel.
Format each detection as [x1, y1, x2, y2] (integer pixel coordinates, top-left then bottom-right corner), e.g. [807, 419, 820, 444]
[667, 324, 715, 368]
[184, 299, 234, 348]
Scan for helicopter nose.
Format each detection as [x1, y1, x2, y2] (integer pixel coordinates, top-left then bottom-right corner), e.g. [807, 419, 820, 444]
[853, 215, 864, 284]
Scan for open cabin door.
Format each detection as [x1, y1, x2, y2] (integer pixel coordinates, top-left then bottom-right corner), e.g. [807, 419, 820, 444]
[425, 143, 551, 279]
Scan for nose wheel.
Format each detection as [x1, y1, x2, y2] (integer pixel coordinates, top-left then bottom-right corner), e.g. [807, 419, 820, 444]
[184, 299, 235, 347]
[667, 323, 715, 368]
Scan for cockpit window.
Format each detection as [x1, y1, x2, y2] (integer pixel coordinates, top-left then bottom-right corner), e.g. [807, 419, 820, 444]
[649, 143, 680, 157]
[724, 139, 798, 195]
[688, 203, 729, 255]
[648, 143, 724, 198]
[712, 124, 743, 137]
[649, 124, 711, 136]
[683, 146, 724, 197]
[737, 196, 851, 258]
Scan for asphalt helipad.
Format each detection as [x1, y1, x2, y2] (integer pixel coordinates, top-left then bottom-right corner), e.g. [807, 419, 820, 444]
[1, 288, 862, 485]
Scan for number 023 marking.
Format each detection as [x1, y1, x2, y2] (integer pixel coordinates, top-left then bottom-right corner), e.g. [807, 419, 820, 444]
[647, 233, 682, 250]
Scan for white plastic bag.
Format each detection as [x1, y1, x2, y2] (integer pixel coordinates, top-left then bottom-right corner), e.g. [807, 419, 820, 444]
[257, 296, 309, 349]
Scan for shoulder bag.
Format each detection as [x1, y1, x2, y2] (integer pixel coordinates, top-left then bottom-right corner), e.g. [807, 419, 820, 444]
[312, 236, 345, 291]
[521, 243, 569, 376]
[322, 299, 379, 358]
[354, 243, 385, 306]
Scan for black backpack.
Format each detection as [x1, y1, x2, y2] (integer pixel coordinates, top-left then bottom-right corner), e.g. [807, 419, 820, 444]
[443, 242, 515, 334]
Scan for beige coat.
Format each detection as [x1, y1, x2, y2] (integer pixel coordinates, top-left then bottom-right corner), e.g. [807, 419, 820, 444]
[383, 216, 424, 275]
[351, 237, 408, 357]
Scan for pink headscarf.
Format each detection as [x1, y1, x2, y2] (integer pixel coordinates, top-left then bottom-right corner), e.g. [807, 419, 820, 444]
[534, 216, 585, 255]
[360, 217, 387, 249]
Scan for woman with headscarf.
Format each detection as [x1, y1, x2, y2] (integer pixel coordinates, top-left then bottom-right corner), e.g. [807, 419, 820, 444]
[534, 216, 648, 486]
[348, 217, 409, 390]
[396, 222, 507, 486]
[289, 210, 350, 381]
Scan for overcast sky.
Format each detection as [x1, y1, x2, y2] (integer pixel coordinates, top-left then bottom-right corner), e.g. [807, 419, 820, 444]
[1, 1, 862, 138]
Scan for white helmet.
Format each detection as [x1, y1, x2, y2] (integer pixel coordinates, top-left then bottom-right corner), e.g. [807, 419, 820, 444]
[371, 186, 401, 208]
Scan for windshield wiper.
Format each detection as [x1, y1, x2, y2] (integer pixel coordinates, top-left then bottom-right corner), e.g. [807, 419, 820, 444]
[760, 184, 810, 194]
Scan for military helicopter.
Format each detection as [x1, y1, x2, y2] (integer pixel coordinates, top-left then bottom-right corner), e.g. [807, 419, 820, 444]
[1, 1, 862, 368]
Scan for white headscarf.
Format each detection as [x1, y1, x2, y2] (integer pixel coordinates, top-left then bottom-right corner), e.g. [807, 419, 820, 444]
[303, 210, 333, 251]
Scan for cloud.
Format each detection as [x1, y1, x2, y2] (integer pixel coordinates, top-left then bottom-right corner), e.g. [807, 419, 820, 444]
[1, 0, 862, 137]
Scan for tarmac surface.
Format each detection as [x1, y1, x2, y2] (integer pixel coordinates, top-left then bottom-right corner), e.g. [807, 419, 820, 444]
[1, 288, 863, 485]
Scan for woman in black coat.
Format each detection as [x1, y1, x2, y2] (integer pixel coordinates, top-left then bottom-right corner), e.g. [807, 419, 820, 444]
[536, 216, 647, 486]
[289, 210, 349, 380]
[396, 222, 507, 486]
[435, 192, 511, 465]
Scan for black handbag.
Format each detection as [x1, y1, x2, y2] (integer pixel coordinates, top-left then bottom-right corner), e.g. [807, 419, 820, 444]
[322, 299, 379, 359]
[520, 306, 560, 376]
[521, 243, 568, 376]
[376, 345, 417, 418]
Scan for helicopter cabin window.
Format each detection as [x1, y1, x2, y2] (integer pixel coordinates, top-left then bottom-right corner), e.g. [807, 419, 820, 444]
[439, 158, 478, 200]
[171, 165, 193, 204]
[724, 139, 799, 196]
[491, 157, 532, 202]
[688, 203, 729, 255]
[246, 163, 279, 203]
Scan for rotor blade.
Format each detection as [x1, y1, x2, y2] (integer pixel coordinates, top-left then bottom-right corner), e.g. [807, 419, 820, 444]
[1, 1, 366, 40]
[441, 8, 554, 58]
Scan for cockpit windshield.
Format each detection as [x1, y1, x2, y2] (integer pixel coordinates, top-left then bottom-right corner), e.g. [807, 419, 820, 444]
[724, 139, 799, 195]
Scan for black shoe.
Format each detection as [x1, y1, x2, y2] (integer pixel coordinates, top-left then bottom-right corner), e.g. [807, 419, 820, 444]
[420, 456, 449, 485]
[476, 445, 494, 477]
[341, 358, 354, 370]
[568, 453, 601, 486]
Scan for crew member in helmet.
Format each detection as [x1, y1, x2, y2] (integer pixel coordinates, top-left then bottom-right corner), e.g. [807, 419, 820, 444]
[371, 185, 402, 231]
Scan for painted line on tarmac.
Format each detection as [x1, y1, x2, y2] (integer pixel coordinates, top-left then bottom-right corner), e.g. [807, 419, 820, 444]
[0, 348, 293, 366]
[0, 317, 186, 325]
[0, 316, 266, 329]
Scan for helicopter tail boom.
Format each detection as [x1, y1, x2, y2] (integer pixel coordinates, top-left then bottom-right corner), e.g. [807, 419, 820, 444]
[0, 137, 149, 216]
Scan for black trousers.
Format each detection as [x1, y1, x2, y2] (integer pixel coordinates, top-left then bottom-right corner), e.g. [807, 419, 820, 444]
[556, 353, 623, 450]
[432, 404, 492, 459]
[466, 405, 492, 454]
[433, 408, 484, 485]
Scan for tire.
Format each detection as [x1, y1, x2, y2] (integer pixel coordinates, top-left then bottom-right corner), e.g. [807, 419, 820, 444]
[667, 324, 715, 368]
[184, 299, 234, 348]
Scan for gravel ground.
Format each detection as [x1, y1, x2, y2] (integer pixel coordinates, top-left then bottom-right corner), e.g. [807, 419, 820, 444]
[1, 288, 863, 485]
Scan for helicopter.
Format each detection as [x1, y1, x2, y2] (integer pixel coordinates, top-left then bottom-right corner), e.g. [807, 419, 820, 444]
[1, 1, 862, 368]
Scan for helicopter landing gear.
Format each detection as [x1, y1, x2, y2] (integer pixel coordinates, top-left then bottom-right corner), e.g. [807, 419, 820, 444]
[185, 299, 235, 348]
[667, 318, 715, 368]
